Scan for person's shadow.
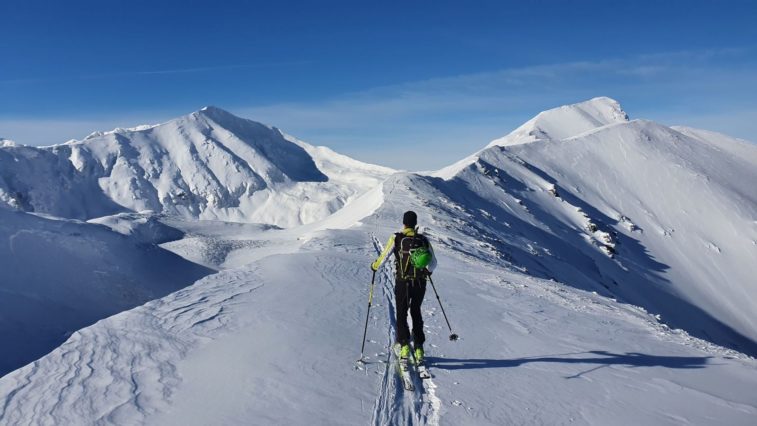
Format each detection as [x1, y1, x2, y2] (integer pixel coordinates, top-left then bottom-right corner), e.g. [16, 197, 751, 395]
[427, 350, 713, 378]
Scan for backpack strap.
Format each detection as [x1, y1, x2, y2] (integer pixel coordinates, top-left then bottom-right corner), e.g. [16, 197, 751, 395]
[393, 232, 404, 257]
[394, 232, 413, 280]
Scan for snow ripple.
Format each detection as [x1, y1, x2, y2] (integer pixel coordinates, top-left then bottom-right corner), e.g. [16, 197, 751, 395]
[0, 270, 263, 425]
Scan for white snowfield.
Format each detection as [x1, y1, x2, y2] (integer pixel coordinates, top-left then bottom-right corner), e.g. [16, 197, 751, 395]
[436, 97, 757, 354]
[0, 208, 212, 377]
[1, 98, 757, 425]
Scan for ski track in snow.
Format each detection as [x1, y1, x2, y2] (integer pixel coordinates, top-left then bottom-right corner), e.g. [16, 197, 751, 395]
[370, 233, 441, 426]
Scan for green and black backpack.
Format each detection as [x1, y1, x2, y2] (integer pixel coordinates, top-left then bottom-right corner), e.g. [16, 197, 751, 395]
[393, 231, 432, 280]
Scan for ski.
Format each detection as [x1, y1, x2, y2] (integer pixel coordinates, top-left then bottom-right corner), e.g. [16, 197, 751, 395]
[393, 344, 415, 391]
[416, 363, 431, 379]
[398, 358, 415, 391]
[409, 343, 431, 379]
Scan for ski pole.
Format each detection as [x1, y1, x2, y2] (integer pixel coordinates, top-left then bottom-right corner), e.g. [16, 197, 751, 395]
[428, 275, 459, 341]
[357, 270, 377, 363]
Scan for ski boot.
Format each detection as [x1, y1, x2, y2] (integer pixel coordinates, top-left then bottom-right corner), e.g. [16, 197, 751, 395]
[394, 343, 411, 360]
[413, 346, 424, 365]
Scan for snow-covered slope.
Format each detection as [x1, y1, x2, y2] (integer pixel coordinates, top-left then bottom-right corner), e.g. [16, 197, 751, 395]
[437, 97, 630, 179]
[0, 107, 391, 375]
[0, 107, 393, 227]
[0, 209, 212, 376]
[433, 98, 757, 355]
[1, 182, 756, 425]
[487, 95, 630, 147]
[1, 98, 756, 425]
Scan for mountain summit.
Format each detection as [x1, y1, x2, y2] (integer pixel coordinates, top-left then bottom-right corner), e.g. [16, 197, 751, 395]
[488, 96, 630, 147]
[0, 107, 392, 227]
[437, 97, 630, 179]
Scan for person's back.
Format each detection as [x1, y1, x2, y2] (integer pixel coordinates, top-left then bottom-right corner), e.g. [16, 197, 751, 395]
[371, 211, 436, 363]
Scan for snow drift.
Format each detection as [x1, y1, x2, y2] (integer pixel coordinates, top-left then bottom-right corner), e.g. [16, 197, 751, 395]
[0, 209, 212, 376]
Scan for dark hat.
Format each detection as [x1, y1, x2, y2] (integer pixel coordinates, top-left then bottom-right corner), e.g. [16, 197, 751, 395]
[403, 211, 417, 227]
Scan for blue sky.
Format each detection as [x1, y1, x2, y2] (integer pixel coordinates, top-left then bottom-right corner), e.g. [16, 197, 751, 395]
[2, 0, 756, 169]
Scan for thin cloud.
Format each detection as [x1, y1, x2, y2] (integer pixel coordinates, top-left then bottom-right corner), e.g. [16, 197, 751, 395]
[240, 48, 757, 129]
[0, 61, 313, 84]
[4, 47, 756, 170]
[236, 48, 757, 169]
[86, 61, 313, 79]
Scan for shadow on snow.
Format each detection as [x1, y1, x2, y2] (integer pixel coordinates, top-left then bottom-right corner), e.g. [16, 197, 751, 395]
[427, 350, 713, 378]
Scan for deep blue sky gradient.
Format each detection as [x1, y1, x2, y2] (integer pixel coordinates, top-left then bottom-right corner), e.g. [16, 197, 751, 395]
[2, 0, 756, 168]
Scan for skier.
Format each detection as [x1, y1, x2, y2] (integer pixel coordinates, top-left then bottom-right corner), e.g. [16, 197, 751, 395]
[371, 211, 436, 364]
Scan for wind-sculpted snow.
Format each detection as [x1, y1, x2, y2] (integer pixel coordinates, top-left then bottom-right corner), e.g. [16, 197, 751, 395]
[0, 209, 213, 377]
[0, 267, 261, 424]
[0, 107, 393, 227]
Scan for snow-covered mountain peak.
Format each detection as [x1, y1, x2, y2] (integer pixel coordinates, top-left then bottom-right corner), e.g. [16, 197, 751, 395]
[488, 96, 629, 148]
[81, 124, 161, 142]
[77, 107, 260, 145]
[0, 107, 395, 226]
[0, 138, 17, 147]
[435, 97, 630, 179]
[539, 96, 628, 127]
[434, 102, 757, 355]
[197, 104, 236, 118]
[193, 105, 246, 125]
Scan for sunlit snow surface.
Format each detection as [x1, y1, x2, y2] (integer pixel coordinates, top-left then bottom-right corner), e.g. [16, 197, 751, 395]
[1, 98, 756, 425]
[0, 107, 393, 227]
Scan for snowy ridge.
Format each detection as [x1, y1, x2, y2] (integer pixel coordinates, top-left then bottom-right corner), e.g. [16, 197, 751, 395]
[0, 138, 17, 147]
[435, 97, 629, 179]
[487, 96, 629, 147]
[0, 107, 394, 227]
[80, 124, 161, 141]
[432, 98, 757, 354]
[482, 119, 757, 351]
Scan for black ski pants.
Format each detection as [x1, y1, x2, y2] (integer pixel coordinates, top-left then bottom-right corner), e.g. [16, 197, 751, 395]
[395, 278, 426, 346]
